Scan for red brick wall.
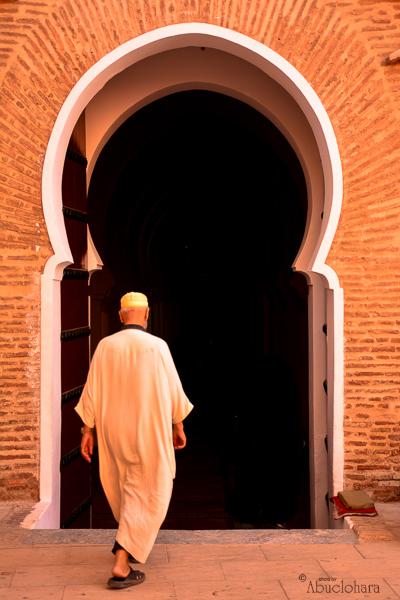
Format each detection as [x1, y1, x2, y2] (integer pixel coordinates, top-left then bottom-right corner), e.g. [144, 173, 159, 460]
[0, 0, 399, 501]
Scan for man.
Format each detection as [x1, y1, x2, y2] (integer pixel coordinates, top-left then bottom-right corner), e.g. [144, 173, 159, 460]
[75, 292, 193, 589]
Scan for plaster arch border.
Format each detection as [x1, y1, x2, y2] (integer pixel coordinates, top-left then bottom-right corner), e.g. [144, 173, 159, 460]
[36, 23, 344, 530]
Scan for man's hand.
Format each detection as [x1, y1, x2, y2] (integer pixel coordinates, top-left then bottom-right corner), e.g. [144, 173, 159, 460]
[81, 429, 94, 463]
[173, 422, 187, 450]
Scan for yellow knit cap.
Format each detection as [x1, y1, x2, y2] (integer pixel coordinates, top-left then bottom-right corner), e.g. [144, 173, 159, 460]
[120, 292, 148, 309]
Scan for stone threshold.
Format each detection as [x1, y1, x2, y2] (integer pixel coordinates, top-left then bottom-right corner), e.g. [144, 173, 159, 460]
[0, 500, 396, 545]
[24, 527, 358, 546]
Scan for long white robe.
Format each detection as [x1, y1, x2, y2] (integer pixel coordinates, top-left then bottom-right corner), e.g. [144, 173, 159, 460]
[74, 328, 193, 562]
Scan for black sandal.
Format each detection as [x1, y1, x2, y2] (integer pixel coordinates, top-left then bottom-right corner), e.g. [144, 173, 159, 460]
[107, 567, 145, 589]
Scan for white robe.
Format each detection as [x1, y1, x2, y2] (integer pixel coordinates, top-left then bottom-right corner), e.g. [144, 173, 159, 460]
[74, 328, 193, 562]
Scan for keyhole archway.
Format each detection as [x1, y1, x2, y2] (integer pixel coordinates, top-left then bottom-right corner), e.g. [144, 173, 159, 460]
[39, 23, 344, 530]
[88, 89, 310, 528]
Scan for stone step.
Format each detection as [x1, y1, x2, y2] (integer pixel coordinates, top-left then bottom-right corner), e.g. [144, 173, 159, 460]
[15, 527, 357, 547]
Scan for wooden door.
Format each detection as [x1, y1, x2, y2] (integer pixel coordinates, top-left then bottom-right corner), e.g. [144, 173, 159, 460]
[60, 114, 92, 528]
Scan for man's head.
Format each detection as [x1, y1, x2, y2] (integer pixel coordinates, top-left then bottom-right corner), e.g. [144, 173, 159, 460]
[119, 292, 149, 328]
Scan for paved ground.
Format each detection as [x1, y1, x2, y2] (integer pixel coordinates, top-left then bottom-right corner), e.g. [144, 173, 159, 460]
[0, 502, 399, 599]
[375, 502, 400, 541]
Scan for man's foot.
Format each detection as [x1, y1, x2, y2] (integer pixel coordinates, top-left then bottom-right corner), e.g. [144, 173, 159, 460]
[107, 567, 145, 589]
[112, 565, 131, 578]
[112, 547, 131, 578]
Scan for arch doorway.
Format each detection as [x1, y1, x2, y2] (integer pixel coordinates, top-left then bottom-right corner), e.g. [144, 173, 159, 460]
[39, 23, 344, 531]
[87, 90, 310, 529]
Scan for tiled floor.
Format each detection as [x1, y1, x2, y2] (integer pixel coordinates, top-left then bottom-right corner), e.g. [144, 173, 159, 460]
[0, 502, 399, 599]
[1, 538, 400, 599]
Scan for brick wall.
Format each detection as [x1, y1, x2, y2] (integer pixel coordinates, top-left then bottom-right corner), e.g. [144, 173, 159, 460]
[0, 0, 399, 501]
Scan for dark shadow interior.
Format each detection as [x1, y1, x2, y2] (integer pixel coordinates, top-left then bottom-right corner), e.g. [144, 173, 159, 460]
[88, 90, 310, 529]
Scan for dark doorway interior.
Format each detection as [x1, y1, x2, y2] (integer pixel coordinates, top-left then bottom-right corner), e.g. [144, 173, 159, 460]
[88, 90, 310, 529]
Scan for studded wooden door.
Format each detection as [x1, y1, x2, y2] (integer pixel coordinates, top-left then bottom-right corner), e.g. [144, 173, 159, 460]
[60, 114, 92, 528]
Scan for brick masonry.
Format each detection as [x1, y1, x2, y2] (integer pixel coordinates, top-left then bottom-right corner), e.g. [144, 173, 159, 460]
[0, 0, 399, 502]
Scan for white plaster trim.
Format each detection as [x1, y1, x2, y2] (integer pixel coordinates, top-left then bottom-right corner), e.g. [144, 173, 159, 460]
[39, 275, 61, 528]
[327, 287, 345, 495]
[20, 501, 52, 529]
[39, 23, 344, 529]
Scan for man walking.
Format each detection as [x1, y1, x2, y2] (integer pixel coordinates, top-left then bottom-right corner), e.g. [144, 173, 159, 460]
[75, 292, 193, 589]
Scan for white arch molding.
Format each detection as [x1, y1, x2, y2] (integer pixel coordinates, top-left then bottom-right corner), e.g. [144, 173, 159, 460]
[35, 23, 344, 530]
